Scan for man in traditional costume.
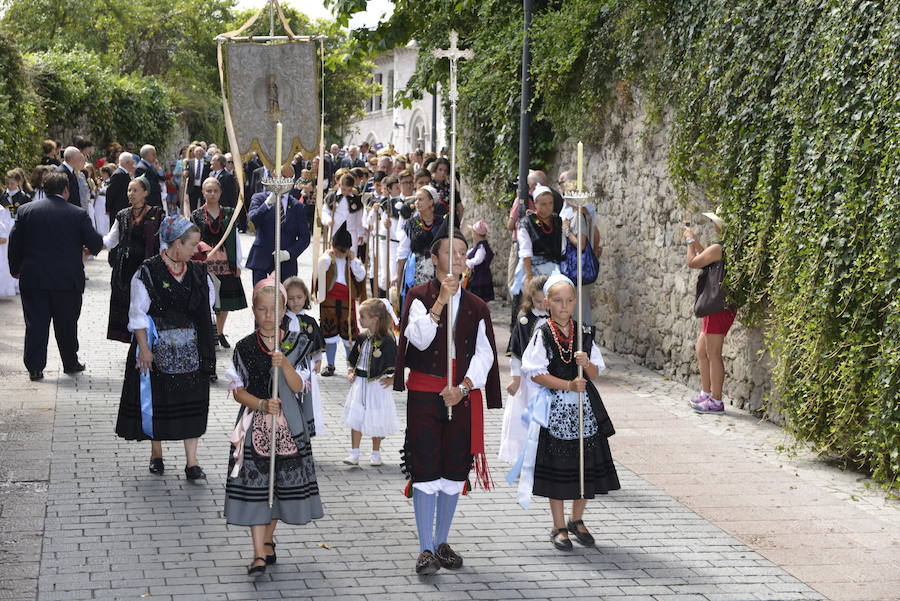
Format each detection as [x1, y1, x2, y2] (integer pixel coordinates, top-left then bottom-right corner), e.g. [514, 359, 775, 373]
[393, 222, 502, 575]
[313, 223, 367, 377]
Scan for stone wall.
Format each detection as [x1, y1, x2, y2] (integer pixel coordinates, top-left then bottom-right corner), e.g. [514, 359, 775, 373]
[462, 88, 772, 412]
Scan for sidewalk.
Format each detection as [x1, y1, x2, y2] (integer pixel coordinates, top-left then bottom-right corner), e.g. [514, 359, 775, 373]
[0, 238, 896, 601]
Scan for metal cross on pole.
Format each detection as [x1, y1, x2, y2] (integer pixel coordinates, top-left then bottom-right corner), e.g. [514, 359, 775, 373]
[433, 30, 473, 421]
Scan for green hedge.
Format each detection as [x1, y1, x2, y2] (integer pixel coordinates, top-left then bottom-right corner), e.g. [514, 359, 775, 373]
[26, 48, 176, 152]
[0, 35, 43, 174]
[340, 0, 899, 487]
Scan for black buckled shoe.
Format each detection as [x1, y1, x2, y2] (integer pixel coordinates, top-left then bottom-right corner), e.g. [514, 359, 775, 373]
[149, 458, 165, 475]
[247, 557, 266, 577]
[219, 334, 230, 349]
[29, 371, 44, 381]
[567, 520, 595, 547]
[551, 528, 573, 551]
[415, 550, 441, 575]
[321, 365, 335, 377]
[435, 543, 463, 570]
[184, 465, 206, 480]
[264, 542, 276, 565]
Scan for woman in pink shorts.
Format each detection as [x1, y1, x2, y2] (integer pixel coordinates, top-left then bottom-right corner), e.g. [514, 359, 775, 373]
[684, 212, 734, 414]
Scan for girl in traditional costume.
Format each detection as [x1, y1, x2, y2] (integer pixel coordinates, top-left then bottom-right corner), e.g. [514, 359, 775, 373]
[498, 274, 548, 463]
[103, 175, 163, 342]
[509, 186, 564, 301]
[115, 215, 215, 480]
[396, 185, 444, 306]
[342, 298, 399, 467]
[507, 273, 620, 551]
[464, 219, 494, 302]
[224, 278, 324, 577]
[283, 276, 327, 436]
[190, 177, 248, 348]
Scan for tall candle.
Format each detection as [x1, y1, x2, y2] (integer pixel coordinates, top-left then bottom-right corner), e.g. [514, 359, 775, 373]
[577, 141, 584, 192]
[275, 122, 283, 172]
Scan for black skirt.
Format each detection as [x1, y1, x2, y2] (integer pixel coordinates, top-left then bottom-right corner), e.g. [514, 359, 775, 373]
[216, 273, 247, 312]
[532, 429, 620, 500]
[115, 339, 210, 441]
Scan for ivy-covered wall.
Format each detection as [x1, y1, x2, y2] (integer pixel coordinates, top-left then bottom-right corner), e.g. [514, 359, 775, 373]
[339, 0, 900, 486]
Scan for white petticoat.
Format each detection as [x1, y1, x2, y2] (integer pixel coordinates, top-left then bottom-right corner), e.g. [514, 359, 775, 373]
[342, 376, 400, 438]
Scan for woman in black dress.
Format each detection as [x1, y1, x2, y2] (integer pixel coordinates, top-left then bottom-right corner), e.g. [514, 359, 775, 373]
[115, 215, 216, 479]
[103, 175, 163, 342]
[191, 177, 247, 348]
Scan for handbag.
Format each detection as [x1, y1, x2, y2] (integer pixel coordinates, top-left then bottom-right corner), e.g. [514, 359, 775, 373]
[561, 239, 599, 285]
[694, 259, 727, 317]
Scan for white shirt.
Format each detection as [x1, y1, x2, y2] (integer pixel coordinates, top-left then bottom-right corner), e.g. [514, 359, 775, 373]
[465, 244, 487, 269]
[321, 195, 366, 245]
[520, 327, 605, 380]
[509, 309, 548, 377]
[314, 253, 366, 303]
[403, 286, 493, 390]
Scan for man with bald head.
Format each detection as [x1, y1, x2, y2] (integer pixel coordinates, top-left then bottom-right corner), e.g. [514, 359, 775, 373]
[134, 144, 163, 208]
[55, 147, 85, 208]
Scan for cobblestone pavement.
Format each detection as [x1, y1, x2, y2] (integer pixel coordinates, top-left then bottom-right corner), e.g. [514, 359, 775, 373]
[0, 238, 896, 601]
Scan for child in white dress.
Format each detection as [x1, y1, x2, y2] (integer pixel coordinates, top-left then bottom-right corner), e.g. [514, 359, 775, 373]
[498, 274, 548, 463]
[342, 298, 400, 466]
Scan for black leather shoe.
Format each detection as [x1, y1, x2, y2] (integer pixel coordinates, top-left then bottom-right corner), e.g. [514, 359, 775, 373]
[29, 371, 44, 381]
[264, 541, 276, 565]
[149, 458, 165, 474]
[184, 465, 206, 480]
[321, 365, 335, 377]
[63, 362, 86, 374]
[551, 528, 573, 551]
[218, 334, 230, 348]
[567, 520, 595, 547]
[209, 373, 218, 383]
[435, 543, 463, 569]
[415, 550, 441, 575]
[247, 557, 266, 577]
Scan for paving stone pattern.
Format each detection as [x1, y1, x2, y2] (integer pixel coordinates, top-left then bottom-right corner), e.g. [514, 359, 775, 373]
[0, 240, 885, 601]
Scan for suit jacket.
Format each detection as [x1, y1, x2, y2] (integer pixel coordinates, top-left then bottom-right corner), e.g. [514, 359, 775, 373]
[249, 165, 271, 197]
[215, 170, 238, 208]
[323, 154, 335, 184]
[55, 164, 81, 208]
[134, 159, 163, 207]
[246, 191, 310, 278]
[340, 156, 366, 169]
[8, 194, 103, 291]
[186, 158, 210, 190]
[105, 168, 131, 217]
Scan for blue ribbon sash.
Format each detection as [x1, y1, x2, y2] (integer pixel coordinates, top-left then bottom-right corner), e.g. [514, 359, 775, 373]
[136, 317, 158, 438]
[505, 386, 556, 509]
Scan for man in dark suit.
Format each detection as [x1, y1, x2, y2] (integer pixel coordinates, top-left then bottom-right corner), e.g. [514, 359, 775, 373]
[8, 171, 104, 380]
[134, 144, 163, 208]
[183, 145, 209, 212]
[210, 154, 238, 209]
[340, 145, 366, 169]
[248, 163, 271, 197]
[56, 146, 85, 208]
[246, 165, 311, 284]
[104, 152, 135, 219]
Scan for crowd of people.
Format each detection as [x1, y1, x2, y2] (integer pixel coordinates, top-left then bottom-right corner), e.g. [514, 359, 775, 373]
[2, 131, 737, 578]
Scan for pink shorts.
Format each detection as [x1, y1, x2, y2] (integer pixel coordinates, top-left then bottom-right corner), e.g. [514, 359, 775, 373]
[702, 309, 737, 335]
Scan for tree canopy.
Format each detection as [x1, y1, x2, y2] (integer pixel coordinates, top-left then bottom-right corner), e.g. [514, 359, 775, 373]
[0, 0, 375, 159]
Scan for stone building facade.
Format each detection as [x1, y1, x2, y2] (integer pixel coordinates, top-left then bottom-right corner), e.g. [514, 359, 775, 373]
[343, 43, 446, 154]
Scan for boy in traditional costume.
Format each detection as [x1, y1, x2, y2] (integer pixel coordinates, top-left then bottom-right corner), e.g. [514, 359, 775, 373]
[394, 222, 502, 575]
[313, 223, 367, 376]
